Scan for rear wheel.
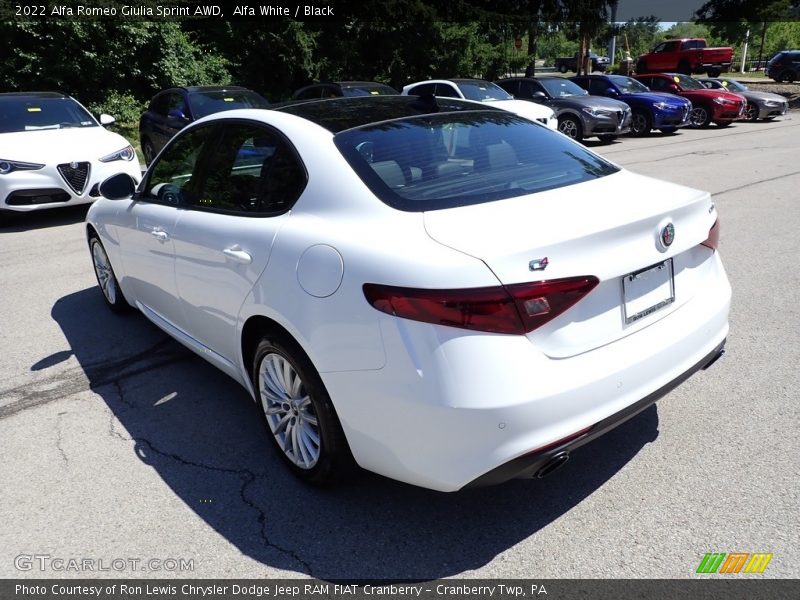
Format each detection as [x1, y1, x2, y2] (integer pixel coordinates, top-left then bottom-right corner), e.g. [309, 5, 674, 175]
[689, 106, 711, 128]
[678, 60, 691, 75]
[253, 335, 353, 484]
[557, 115, 583, 142]
[744, 103, 759, 121]
[597, 134, 615, 143]
[659, 127, 678, 134]
[141, 139, 155, 166]
[786, 70, 797, 83]
[716, 121, 732, 128]
[90, 236, 132, 313]
[629, 110, 652, 136]
[559, 64, 568, 74]
[707, 67, 721, 77]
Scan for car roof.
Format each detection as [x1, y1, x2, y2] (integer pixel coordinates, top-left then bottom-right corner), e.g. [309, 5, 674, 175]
[0, 91, 68, 98]
[272, 95, 503, 133]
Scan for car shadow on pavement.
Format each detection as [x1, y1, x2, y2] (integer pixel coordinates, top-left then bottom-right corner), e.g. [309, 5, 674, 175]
[0, 205, 90, 232]
[49, 287, 660, 580]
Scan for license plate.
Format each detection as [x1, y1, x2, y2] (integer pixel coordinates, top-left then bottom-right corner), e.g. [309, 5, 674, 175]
[622, 259, 674, 324]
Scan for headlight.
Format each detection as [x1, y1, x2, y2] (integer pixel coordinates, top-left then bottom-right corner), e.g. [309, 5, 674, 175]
[99, 145, 135, 163]
[654, 101, 670, 110]
[713, 97, 734, 105]
[0, 159, 45, 174]
[763, 100, 780, 106]
[582, 107, 598, 116]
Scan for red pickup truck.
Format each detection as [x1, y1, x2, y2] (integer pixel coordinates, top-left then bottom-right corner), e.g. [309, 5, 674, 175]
[636, 39, 733, 77]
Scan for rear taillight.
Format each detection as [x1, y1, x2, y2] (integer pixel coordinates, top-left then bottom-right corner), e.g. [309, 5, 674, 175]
[701, 219, 720, 251]
[363, 276, 599, 335]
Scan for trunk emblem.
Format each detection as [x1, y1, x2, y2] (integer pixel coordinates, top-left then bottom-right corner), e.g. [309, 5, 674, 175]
[661, 223, 675, 247]
[529, 257, 549, 271]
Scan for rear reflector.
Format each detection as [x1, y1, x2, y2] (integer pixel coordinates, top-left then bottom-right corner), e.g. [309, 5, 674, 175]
[363, 276, 599, 335]
[701, 219, 720, 251]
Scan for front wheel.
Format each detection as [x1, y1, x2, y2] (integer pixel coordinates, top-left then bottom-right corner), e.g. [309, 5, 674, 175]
[597, 134, 616, 143]
[689, 106, 711, 128]
[558, 115, 583, 142]
[90, 236, 132, 313]
[141, 139, 155, 166]
[744, 103, 759, 121]
[253, 336, 353, 484]
[659, 127, 678, 134]
[629, 110, 652, 136]
[716, 121, 732, 128]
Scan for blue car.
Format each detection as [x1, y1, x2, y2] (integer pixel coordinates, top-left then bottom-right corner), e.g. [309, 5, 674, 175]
[570, 74, 692, 136]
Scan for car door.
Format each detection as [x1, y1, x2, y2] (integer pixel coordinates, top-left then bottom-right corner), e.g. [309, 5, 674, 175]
[170, 120, 307, 372]
[116, 123, 219, 331]
[650, 41, 679, 71]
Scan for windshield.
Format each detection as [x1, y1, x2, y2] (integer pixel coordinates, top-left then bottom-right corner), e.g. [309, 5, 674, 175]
[671, 74, 705, 90]
[335, 111, 619, 211]
[456, 81, 513, 102]
[342, 84, 397, 97]
[718, 79, 747, 92]
[608, 75, 650, 94]
[539, 79, 588, 98]
[0, 97, 97, 133]
[187, 90, 269, 118]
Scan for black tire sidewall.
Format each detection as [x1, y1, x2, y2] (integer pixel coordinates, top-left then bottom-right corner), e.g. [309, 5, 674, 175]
[252, 336, 352, 484]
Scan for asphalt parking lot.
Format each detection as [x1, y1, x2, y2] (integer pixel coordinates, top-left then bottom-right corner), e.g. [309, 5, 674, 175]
[1, 117, 799, 580]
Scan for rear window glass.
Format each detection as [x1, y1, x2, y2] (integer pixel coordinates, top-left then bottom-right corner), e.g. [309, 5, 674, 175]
[335, 111, 619, 212]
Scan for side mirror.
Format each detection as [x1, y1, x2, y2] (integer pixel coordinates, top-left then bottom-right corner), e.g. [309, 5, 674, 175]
[668, 84, 680, 93]
[606, 87, 619, 96]
[99, 173, 136, 200]
[99, 113, 116, 126]
[168, 109, 188, 121]
[531, 91, 547, 101]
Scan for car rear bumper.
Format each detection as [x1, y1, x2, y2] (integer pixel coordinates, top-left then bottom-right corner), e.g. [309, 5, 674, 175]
[324, 251, 731, 492]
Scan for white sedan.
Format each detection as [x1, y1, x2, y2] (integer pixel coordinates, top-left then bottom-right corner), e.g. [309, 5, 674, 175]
[401, 78, 559, 130]
[0, 92, 140, 218]
[87, 96, 730, 492]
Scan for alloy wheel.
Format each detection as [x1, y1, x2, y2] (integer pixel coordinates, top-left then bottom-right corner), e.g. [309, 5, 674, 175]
[258, 353, 321, 469]
[558, 118, 579, 139]
[92, 240, 117, 305]
[689, 107, 709, 128]
[745, 104, 759, 121]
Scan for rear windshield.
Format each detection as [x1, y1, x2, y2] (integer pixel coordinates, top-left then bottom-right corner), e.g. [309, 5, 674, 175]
[0, 97, 96, 133]
[341, 84, 397, 97]
[335, 111, 619, 211]
[188, 90, 269, 118]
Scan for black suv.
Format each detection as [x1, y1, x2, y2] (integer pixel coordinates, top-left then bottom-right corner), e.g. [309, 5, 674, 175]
[138, 86, 269, 165]
[766, 51, 800, 82]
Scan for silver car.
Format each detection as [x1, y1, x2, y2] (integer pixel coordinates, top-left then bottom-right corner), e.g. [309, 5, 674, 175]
[496, 77, 632, 143]
[699, 78, 789, 121]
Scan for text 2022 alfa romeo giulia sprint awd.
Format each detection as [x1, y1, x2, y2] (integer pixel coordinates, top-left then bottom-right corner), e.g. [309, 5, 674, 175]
[87, 96, 730, 492]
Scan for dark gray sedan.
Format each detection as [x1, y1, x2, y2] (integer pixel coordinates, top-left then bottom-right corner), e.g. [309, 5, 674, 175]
[496, 76, 632, 142]
[698, 78, 789, 121]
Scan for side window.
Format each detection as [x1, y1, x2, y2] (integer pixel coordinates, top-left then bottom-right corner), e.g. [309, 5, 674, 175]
[653, 43, 666, 53]
[434, 84, 459, 98]
[296, 86, 321, 100]
[407, 83, 436, 96]
[151, 94, 170, 116]
[588, 78, 608, 95]
[144, 125, 217, 206]
[167, 93, 189, 119]
[190, 123, 307, 215]
[663, 41, 679, 52]
[498, 80, 518, 96]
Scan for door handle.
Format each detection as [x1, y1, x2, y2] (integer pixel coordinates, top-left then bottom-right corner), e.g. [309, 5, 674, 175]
[150, 230, 169, 242]
[223, 247, 252, 264]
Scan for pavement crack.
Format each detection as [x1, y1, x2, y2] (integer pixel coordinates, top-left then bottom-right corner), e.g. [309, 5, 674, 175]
[102, 385, 315, 576]
[55, 411, 69, 466]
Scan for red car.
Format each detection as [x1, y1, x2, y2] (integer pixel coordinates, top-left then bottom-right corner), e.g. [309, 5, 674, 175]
[634, 73, 745, 128]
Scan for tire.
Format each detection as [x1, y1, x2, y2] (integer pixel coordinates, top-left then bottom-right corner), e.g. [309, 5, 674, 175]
[141, 139, 155, 166]
[558, 64, 567, 74]
[597, 134, 615, 143]
[716, 121, 732, 128]
[89, 236, 132, 313]
[678, 60, 691, 75]
[557, 115, 583, 142]
[707, 67, 721, 77]
[252, 335, 353, 485]
[629, 109, 652, 136]
[659, 127, 678, 134]
[786, 70, 797, 83]
[689, 106, 711, 128]
[744, 103, 759, 121]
